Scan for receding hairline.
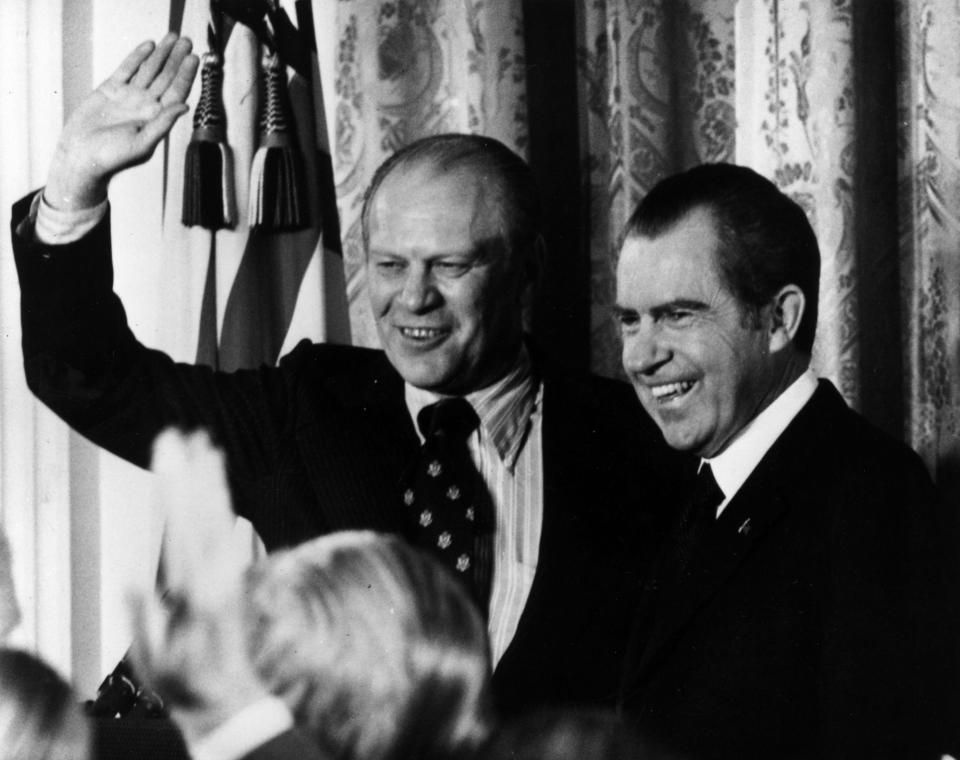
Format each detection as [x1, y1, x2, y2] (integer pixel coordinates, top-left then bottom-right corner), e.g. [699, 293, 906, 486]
[620, 202, 721, 261]
[365, 154, 511, 249]
[360, 134, 541, 260]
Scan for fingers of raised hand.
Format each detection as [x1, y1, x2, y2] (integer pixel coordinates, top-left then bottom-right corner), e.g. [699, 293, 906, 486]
[152, 428, 245, 606]
[130, 32, 180, 90]
[149, 38, 197, 104]
[152, 428, 235, 530]
[160, 52, 199, 108]
[109, 40, 157, 86]
[109, 34, 197, 102]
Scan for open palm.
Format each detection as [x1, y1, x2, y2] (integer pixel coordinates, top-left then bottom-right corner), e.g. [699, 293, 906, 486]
[46, 33, 199, 209]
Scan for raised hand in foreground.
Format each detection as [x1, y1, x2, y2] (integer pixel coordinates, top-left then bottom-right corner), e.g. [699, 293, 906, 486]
[45, 33, 198, 210]
[129, 429, 268, 746]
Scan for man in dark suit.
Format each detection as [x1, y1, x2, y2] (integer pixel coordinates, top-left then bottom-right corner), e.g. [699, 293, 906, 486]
[11, 34, 678, 759]
[614, 163, 957, 759]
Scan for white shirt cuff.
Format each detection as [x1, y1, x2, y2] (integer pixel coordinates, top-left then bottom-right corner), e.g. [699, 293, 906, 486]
[188, 696, 294, 760]
[32, 190, 107, 245]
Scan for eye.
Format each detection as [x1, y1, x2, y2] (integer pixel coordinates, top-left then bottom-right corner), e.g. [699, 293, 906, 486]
[432, 261, 472, 277]
[662, 309, 694, 325]
[613, 309, 641, 333]
[373, 258, 406, 274]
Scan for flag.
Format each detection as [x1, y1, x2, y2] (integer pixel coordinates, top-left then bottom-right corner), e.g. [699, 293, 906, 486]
[162, 0, 349, 375]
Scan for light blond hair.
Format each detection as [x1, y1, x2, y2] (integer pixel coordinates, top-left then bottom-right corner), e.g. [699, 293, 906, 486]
[246, 531, 494, 760]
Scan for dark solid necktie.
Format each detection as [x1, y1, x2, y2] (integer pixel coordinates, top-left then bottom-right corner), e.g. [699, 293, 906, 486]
[674, 462, 725, 581]
[401, 398, 493, 613]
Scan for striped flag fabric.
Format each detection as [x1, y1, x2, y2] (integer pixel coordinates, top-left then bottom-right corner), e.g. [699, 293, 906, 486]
[162, 0, 349, 375]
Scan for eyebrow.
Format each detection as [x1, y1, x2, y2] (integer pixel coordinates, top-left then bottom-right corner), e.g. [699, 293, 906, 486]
[652, 299, 711, 314]
[612, 299, 711, 318]
[367, 246, 492, 264]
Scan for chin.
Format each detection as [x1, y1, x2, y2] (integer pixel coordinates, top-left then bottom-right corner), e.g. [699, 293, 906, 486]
[662, 429, 706, 454]
[399, 370, 449, 392]
[398, 363, 459, 393]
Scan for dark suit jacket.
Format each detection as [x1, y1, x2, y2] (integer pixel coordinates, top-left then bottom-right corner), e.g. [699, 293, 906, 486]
[620, 381, 957, 759]
[12, 196, 680, 716]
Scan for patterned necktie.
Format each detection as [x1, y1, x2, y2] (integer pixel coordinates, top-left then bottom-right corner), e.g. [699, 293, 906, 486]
[401, 398, 494, 613]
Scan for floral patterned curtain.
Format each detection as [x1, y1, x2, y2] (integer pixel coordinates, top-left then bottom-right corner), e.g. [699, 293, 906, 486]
[577, 0, 736, 377]
[332, 0, 529, 348]
[575, 0, 960, 501]
[899, 0, 960, 498]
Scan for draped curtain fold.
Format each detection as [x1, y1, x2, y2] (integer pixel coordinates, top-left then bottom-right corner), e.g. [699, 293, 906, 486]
[899, 0, 960, 496]
[577, 0, 736, 377]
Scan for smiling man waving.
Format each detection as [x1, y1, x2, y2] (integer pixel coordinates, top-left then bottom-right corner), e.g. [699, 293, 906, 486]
[10, 35, 680, 739]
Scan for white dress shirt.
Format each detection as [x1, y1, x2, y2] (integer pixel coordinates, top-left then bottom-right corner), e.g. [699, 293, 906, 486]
[406, 345, 543, 666]
[705, 370, 818, 517]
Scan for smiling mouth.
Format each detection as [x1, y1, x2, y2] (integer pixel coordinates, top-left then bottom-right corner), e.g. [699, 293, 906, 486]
[649, 380, 695, 403]
[399, 327, 448, 341]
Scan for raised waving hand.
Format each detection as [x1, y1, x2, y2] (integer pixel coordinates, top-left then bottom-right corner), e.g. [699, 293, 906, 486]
[45, 33, 199, 210]
[129, 429, 268, 745]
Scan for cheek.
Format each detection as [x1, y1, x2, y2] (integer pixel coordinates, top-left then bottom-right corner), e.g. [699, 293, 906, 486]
[445, 284, 488, 329]
[366, 277, 392, 315]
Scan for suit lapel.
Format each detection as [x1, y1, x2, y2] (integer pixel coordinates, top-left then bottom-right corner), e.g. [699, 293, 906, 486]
[631, 472, 791, 681]
[295, 351, 419, 534]
[497, 375, 571, 660]
[627, 384, 838, 685]
[498, 374, 618, 664]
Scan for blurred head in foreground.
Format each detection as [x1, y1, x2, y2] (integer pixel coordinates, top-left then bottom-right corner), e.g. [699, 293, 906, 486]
[0, 648, 91, 760]
[246, 530, 494, 760]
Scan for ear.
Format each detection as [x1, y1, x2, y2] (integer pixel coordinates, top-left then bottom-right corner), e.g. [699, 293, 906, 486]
[766, 284, 805, 353]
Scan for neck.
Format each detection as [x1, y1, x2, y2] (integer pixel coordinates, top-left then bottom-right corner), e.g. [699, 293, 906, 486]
[704, 352, 809, 459]
[767, 352, 809, 405]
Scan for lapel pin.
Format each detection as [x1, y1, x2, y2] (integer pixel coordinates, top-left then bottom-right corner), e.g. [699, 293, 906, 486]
[738, 517, 752, 536]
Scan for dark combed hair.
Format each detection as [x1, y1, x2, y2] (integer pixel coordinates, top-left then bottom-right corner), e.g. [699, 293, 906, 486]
[360, 133, 543, 262]
[624, 163, 821, 354]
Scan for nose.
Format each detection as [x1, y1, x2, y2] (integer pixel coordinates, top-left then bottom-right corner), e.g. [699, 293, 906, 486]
[399, 264, 440, 313]
[621, 319, 671, 376]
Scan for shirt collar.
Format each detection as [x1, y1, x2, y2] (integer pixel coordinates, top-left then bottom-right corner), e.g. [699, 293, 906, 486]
[405, 346, 539, 471]
[704, 369, 818, 509]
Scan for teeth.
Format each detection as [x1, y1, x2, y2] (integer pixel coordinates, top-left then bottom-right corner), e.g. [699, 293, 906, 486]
[401, 327, 444, 339]
[650, 380, 694, 400]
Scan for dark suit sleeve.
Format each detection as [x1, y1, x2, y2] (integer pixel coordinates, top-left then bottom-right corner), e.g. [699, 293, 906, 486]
[820, 442, 955, 758]
[10, 194, 302, 523]
[238, 729, 330, 760]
